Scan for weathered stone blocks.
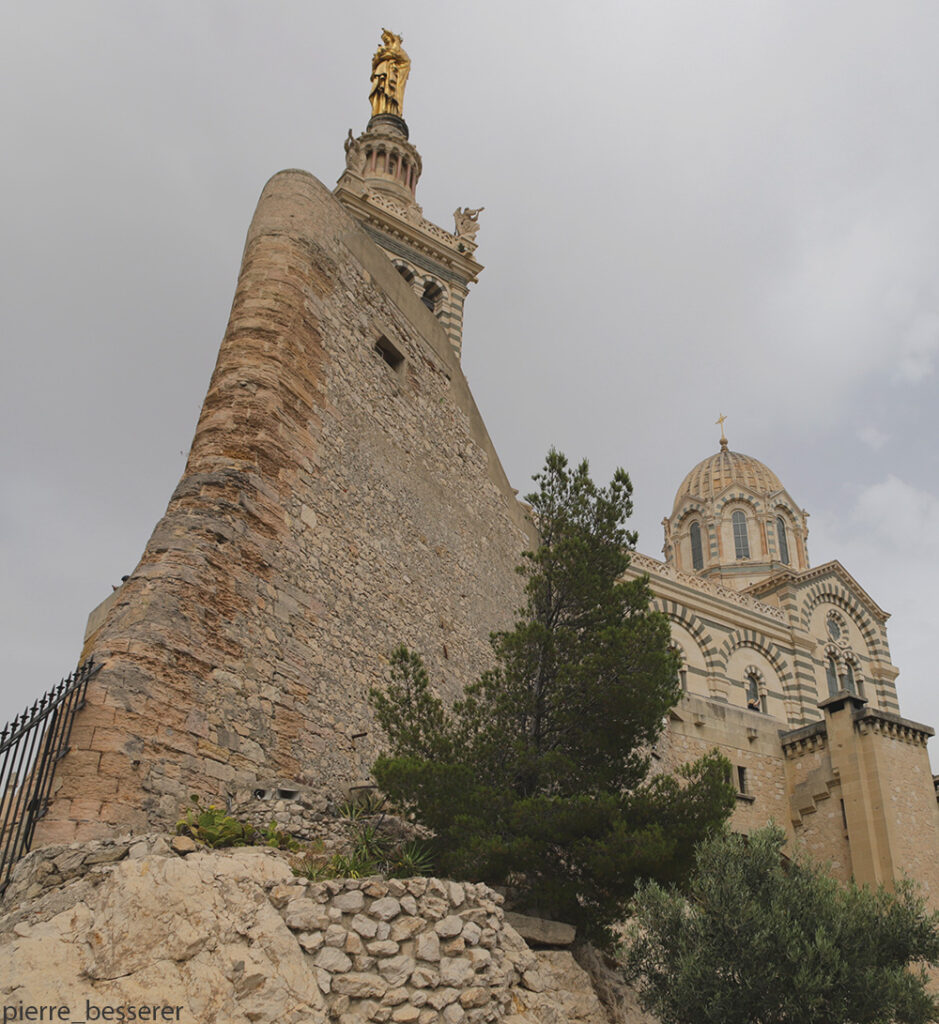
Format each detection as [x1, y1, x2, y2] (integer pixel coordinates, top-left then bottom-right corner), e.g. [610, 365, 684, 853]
[2, 839, 617, 1024]
[39, 168, 531, 843]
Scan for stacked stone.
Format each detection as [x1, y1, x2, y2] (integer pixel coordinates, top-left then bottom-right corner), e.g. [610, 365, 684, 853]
[228, 794, 426, 852]
[3, 838, 615, 1024]
[270, 876, 540, 1024]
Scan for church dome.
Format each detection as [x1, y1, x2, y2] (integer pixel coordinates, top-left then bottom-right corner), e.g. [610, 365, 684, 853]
[663, 432, 810, 589]
[673, 447, 784, 515]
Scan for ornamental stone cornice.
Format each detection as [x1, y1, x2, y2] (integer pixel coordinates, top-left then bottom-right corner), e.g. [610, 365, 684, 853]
[852, 706, 935, 746]
[780, 719, 828, 758]
[630, 551, 787, 624]
[335, 188, 483, 282]
[746, 559, 890, 624]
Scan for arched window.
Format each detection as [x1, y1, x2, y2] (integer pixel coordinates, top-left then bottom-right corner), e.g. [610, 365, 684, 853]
[776, 515, 790, 565]
[745, 669, 766, 713]
[845, 661, 858, 696]
[690, 521, 704, 570]
[826, 655, 840, 697]
[732, 510, 750, 559]
[421, 280, 444, 314]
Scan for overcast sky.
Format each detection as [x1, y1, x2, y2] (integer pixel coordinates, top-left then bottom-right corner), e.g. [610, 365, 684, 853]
[3, 2, 939, 764]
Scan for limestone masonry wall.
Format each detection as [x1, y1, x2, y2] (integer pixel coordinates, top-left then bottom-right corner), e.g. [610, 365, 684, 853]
[38, 170, 530, 844]
[854, 718, 939, 904]
[659, 694, 792, 839]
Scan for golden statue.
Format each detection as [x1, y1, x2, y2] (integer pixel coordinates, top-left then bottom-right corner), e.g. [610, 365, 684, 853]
[370, 29, 410, 117]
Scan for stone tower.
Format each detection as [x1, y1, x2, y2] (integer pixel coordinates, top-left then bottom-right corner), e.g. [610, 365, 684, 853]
[35, 35, 529, 844]
[334, 32, 483, 359]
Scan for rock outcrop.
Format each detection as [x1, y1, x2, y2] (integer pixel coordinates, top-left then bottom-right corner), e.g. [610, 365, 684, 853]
[1, 838, 626, 1024]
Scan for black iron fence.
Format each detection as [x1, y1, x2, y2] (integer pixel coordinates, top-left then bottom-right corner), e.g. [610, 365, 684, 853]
[0, 659, 99, 893]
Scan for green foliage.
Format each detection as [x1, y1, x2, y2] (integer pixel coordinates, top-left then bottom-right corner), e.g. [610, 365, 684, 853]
[370, 450, 736, 947]
[338, 790, 387, 820]
[291, 824, 434, 881]
[258, 819, 301, 851]
[389, 840, 435, 879]
[625, 825, 939, 1024]
[176, 796, 299, 851]
[176, 796, 255, 848]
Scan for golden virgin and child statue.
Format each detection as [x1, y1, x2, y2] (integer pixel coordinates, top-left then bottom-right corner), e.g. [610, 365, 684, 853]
[369, 30, 410, 118]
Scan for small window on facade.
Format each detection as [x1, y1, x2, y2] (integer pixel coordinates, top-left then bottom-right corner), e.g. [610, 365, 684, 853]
[776, 515, 790, 565]
[421, 281, 444, 314]
[826, 655, 840, 697]
[690, 521, 704, 570]
[732, 510, 750, 559]
[374, 335, 404, 371]
[745, 672, 766, 713]
[746, 674, 760, 710]
[845, 661, 857, 696]
[737, 765, 748, 794]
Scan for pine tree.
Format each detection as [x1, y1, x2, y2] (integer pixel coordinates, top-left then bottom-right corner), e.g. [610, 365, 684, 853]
[370, 450, 735, 946]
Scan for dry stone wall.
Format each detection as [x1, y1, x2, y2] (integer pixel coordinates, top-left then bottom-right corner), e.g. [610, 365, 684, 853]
[1, 839, 612, 1024]
[38, 170, 530, 844]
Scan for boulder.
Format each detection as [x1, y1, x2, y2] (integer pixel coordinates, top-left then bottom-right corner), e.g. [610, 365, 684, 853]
[503, 911, 576, 947]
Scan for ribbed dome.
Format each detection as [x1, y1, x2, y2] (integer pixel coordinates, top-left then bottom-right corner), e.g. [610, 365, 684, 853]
[673, 448, 784, 515]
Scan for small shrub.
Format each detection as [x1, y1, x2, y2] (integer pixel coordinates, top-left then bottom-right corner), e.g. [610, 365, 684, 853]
[259, 820, 301, 852]
[351, 823, 390, 863]
[177, 796, 254, 848]
[338, 790, 386, 819]
[388, 840, 434, 878]
[329, 851, 378, 879]
[291, 824, 433, 881]
[177, 796, 299, 851]
[292, 840, 331, 881]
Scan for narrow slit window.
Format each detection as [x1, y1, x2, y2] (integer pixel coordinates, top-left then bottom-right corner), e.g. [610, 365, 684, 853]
[746, 673, 764, 712]
[732, 510, 750, 559]
[737, 766, 748, 794]
[690, 521, 704, 570]
[776, 515, 790, 565]
[826, 656, 840, 696]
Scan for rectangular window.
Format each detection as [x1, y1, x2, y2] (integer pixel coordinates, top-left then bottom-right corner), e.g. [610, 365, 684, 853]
[690, 522, 704, 570]
[737, 765, 748, 794]
[732, 510, 750, 559]
[375, 335, 404, 371]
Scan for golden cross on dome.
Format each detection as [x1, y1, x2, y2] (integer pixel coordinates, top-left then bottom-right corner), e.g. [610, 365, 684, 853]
[715, 413, 728, 449]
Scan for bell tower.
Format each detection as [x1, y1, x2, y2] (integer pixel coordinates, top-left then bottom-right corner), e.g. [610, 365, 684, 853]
[334, 30, 483, 360]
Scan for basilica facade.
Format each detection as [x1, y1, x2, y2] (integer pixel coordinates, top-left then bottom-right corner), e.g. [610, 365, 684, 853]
[636, 439, 938, 896]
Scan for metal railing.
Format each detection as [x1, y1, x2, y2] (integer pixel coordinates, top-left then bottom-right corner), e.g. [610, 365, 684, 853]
[0, 659, 99, 893]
